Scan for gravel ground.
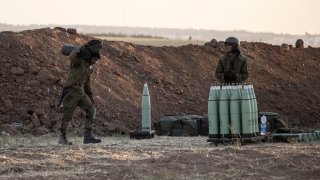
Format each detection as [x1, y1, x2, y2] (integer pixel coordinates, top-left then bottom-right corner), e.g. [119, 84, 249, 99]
[0, 134, 320, 179]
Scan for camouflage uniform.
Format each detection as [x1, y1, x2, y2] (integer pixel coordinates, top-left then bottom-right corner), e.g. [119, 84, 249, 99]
[215, 52, 249, 83]
[60, 47, 96, 133]
[58, 40, 102, 145]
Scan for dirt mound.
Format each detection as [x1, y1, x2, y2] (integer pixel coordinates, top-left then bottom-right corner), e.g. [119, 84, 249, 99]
[0, 28, 319, 135]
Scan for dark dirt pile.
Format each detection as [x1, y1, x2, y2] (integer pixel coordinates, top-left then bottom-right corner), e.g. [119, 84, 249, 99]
[0, 28, 319, 135]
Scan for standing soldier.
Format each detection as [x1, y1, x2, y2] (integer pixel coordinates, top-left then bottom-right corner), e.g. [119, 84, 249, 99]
[58, 40, 102, 145]
[215, 37, 248, 83]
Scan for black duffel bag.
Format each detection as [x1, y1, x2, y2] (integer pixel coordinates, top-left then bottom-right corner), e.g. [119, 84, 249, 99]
[154, 114, 208, 136]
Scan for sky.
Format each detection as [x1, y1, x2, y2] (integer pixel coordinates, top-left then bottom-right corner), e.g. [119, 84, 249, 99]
[1, 0, 319, 35]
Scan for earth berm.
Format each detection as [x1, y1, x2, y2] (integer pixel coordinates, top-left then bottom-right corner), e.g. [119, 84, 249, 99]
[0, 27, 319, 135]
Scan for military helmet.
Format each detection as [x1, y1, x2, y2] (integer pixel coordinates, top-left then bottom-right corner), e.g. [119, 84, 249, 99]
[225, 37, 240, 47]
[87, 39, 103, 54]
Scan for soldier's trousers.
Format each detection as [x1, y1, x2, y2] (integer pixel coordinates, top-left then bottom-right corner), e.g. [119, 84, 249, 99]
[60, 90, 95, 133]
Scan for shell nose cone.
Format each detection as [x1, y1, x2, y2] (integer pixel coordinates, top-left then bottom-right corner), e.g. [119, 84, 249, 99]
[208, 86, 214, 100]
[143, 83, 150, 96]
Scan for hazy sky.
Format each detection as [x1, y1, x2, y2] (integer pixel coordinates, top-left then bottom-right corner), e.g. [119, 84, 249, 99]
[1, 0, 319, 35]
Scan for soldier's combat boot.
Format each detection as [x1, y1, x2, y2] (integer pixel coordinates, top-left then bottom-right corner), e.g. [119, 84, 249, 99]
[58, 130, 73, 145]
[83, 129, 101, 144]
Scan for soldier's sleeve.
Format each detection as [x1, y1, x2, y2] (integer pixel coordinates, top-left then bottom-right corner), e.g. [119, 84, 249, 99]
[69, 47, 82, 67]
[240, 57, 249, 82]
[215, 58, 225, 83]
[84, 77, 93, 99]
[84, 70, 93, 99]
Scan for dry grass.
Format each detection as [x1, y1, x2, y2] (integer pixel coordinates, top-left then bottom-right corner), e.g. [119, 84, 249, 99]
[94, 35, 205, 47]
[0, 134, 320, 179]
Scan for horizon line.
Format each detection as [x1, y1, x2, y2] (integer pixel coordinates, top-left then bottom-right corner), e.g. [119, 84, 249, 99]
[0, 22, 318, 36]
